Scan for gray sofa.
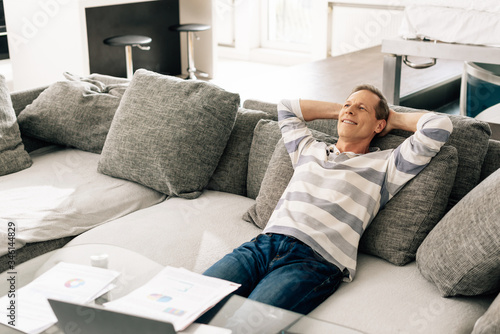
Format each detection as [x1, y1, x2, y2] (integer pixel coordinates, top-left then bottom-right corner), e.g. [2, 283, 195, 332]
[1, 69, 499, 334]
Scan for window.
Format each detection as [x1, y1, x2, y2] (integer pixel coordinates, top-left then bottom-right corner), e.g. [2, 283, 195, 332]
[215, 0, 236, 47]
[261, 0, 314, 52]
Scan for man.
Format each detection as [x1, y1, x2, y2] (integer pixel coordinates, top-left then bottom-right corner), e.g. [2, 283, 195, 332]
[204, 84, 453, 314]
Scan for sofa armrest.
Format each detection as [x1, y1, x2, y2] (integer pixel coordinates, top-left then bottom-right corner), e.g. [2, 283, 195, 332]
[10, 86, 48, 116]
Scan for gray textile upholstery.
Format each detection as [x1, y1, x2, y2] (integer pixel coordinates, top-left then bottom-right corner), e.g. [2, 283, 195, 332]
[417, 168, 500, 297]
[246, 119, 284, 199]
[243, 120, 459, 265]
[0, 75, 32, 176]
[480, 139, 500, 182]
[17, 72, 128, 153]
[242, 99, 279, 116]
[98, 69, 240, 199]
[0, 236, 74, 273]
[207, 108, 273, 196]
[83, 73, 130, 85]
[472, 293, 500, 334]
[11, 86, 47, 117]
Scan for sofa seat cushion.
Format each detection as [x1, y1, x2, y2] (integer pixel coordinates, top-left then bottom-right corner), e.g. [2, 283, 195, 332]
[309, 254, 495, 334]
[98, 70, 240, 199]
[65, 190, 261, 274]
[0, 145, 166, 256]
[417, 167, 500, 297]
[0, 74, 32, 176]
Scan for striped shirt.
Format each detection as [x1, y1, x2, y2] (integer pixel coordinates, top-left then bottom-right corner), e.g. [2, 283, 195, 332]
[263, 99, 453, 281]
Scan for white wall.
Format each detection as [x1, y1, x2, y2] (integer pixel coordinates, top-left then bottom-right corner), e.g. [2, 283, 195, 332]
[4, 0, 86, 91]
[179, 0, 215, 78]
[4, 0, 215, 91]
[216, 0, 405, 65]
[329, 1, 404, 57]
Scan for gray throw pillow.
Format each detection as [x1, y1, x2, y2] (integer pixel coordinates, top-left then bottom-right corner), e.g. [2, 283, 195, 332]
[359, 145, 458, 265]
[246, 120, 284, 199]
[17, 72, 128, 153]
[243, 120, 459, 265]
[98, 69, 240, 199]
[416, 167, 500, 297]
[207, 108, 272, 196]
[472, 293, 500, 334]
[0, 75, 32, 175]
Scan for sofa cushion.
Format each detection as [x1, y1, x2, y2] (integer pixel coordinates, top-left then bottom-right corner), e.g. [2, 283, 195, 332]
[417, 167, 500, 297]
[243, 120, 459, 265]
[0, 74, 32, 176]
[98, 69, 240, 199]
[308, 254, 495, 334]
[17, 72, 128, 153]
[64, 191, 261, 274]
[246, 119, 285, 199]
[0, 145, 166, 256]
[472, 293, 500, 334]
[207, 108, 272, 196]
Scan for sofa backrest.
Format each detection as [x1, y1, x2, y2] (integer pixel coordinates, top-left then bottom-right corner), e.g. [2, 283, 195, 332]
[10, 87, 500, 209]
[481, 139, 500, 182]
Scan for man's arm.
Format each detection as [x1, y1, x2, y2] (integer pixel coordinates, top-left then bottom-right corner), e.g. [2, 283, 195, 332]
[299, 100, 343, 122]
[379, 109, 427, 136]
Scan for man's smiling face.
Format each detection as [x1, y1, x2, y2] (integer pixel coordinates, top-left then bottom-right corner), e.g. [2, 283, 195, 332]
[337, 90, 386, 144]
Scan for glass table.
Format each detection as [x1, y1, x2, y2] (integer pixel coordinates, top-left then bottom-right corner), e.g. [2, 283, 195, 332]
[0, 244, 363, 334]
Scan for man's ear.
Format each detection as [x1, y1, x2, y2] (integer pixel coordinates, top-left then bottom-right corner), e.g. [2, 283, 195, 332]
[374, 119, 387, 134]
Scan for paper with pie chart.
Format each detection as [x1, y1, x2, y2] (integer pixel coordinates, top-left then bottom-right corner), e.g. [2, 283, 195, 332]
[27, 261, 120, 304]
[0, 262, 120, 334]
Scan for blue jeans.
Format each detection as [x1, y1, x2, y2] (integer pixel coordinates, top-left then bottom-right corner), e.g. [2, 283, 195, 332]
[203, 233, 343, 314]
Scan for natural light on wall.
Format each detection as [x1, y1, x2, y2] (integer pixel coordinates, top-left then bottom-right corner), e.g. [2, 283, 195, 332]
[262, 0, 314, 52]
[215, 0, 404, 65]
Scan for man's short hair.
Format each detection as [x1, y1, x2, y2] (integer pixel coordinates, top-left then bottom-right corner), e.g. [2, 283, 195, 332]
[350, 84, 390, 121]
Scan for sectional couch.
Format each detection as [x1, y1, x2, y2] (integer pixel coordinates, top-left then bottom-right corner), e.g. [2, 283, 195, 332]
[0, 69, 499, 333]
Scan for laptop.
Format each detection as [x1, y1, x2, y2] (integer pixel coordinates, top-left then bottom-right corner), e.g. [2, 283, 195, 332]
[48, 299, 177, 334]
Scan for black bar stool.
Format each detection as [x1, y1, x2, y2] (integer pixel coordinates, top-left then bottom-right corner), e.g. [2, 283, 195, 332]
[169, 24, 210, 80]
[103, 35, 152, 79]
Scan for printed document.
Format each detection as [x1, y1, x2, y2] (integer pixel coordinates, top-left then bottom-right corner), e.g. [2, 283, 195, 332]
[104, 266, 240, 331]
[0, 262, 120, 334]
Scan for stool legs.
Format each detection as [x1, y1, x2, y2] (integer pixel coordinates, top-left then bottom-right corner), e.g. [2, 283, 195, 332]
[125, 45, 133, 79]
[186, 31, 197, 80]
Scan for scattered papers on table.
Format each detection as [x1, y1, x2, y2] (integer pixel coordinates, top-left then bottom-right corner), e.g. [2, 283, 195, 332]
[0, 262, 120, 334]
[104, 266, 240, 331]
